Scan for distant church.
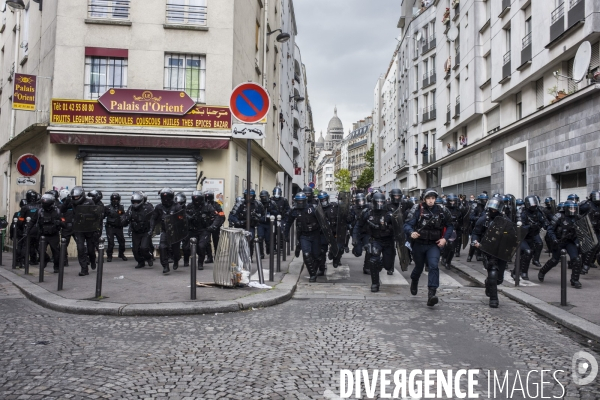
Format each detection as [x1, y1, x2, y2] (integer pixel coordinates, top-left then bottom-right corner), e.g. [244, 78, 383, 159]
[316, 107, 344, 153]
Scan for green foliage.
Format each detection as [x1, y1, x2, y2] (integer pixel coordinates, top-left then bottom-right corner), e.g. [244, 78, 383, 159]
[356, 167, 374, 190]
[334, 169, 352, 192]
[365, 143, 375, 168]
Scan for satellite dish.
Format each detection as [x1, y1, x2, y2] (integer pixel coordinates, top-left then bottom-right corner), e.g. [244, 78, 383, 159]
[572, 41, 591, 82]
[416, 31, 422, 42]
[447, 27, 459, 42]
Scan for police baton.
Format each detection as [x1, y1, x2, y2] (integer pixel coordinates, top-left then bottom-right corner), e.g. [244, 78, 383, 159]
[560, 249, 567, 306]
[58, 238, 66, 291]
[24, 217, 31, 275]
[39, 235, 46, 283]
[190, 237, 197, 300]
[269, 216, 275, 280]
[11, 218, 17, 269]
[514, 222, 522, 287]
[95, 238, 105, 298]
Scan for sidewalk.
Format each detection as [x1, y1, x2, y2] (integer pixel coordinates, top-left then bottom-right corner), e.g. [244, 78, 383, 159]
[449, 250, 600, 342]
[0, 250, 303, 316]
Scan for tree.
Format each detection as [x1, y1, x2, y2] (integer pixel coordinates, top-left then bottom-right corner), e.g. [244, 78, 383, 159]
[334, 169, 351, 192]
[356, 144, 375, 190]
[365, 143, 375, 168]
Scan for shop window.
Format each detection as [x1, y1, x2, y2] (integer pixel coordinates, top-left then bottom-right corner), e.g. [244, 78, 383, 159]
[166, 0, 207, 26]
[164, 53, 206, 103]
[84, 56, 128, 100]
[88, 0, 130, 20]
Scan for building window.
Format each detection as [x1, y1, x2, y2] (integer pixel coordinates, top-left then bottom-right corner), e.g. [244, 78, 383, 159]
[516, 91, 522, 120]
[84, 56, 128, 100]
[536, 78, 544, 109]
[88, 0, 130, 20]
[164, 53, 206, 103]
[166, 0, 207, 26]
[485, 54, 491, 82]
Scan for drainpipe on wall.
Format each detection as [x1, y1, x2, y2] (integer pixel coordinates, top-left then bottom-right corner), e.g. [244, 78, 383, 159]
[6, 11, 21, 223]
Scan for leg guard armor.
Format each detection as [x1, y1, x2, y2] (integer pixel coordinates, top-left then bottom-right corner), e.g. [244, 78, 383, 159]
[538, 257, 559, 282]
[570, 256, 582, 288]
[303, 252, 317, 282]
[519, 249, 533, 280]
[486, 265, 499, 308]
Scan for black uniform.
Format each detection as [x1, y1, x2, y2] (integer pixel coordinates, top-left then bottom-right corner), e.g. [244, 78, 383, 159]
[125, 203, 154, 267]
[104, 203, 127, 261]
[228, 199, 264, 257]
[257, 198, 282, 258]
[467, 202, 485, 261]
[20, 201, 41, 264]
[10, 203, 26, 267]
[204, 197, 224, 263]
[284, 202, 323, 281]
[184, 202, 224, 269]
[60, 202, 75, 266]
[517, 206, 547, 279]
[61, 198, 97, 274]
[35, 205, 62, 272]
[149, 202, 184, 273]
[539, 213, 583, 287]
[579, 200, 600, 272]
[350, 203, 373, 274]
[441, 203, 464, 268]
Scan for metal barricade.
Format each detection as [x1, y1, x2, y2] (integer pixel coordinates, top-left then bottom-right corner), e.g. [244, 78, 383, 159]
[213, 227, 252, 287]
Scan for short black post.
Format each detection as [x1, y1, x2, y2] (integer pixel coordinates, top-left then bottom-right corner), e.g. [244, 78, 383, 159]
[254, 238, 266, 284]
[38, 235, 46, 283]
[190, 237, 197, 300]
[58, 238, 66, 291]
[269, 216, 275, 278]
[95, 238, 105, 298]
[514, 222, 522, 287]
[560, 249, 567, 306]
[24, 217, 31, 275]
[290, 221, 295, 258]
[11, 218, 17, 269]
[276, 215, 282, 273]
[282, 216, 287, 262]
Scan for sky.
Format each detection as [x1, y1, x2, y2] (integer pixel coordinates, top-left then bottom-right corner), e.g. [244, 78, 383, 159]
[294, 0, 400, 139]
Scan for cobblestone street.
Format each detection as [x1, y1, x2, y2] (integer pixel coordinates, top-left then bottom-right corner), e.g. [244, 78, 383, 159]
[1, 254, 599, 400]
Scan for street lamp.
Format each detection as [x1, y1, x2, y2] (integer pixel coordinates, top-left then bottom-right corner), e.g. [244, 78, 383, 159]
[6, 0, 25, 9]
[267, 29, 291, 43]
[290, 95, 305, 102]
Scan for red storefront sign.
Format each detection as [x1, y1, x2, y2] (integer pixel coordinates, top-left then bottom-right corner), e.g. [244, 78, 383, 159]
[295, 167, 302, 175]
[98, 88, 196, 115]
[50, 99, 231, 130]
[13, 73, 37, 111]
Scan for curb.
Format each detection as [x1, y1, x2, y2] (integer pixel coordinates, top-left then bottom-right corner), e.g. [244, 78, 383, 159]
[450, 261, 600, 342]
[0, 259, 304, 317]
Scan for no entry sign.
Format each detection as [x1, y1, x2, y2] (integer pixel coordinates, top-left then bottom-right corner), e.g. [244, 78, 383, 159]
[16, 154, 41, 177]
[229, 83, 271, 124]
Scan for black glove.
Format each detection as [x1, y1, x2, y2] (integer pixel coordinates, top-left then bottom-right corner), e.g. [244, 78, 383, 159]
[352, 245, 362, 257]
[294, 245, 301, 258]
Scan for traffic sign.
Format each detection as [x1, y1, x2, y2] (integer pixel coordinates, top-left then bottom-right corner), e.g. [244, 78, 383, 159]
[229, 83, 271, 124]
[16, 154, 40, 177]
[232, 123, 266, 139]
[308, 182, 315, 189]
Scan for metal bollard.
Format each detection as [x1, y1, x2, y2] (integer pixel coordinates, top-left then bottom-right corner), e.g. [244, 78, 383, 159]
[95, 238, 105, 298]
[58, 238, 66, 291]
[276, 215, 282, 273]
[286, 223, 290, 257]
[12, 218, 17, 269]
[514, 222, 522, 287]
[39, 236, 46, 283]
[254, 238, 266, 284]
[24, 217, 31, 275]
[190, 237, 197, 300]
[560, 249, 567, 306]
[290, 221, 295, 258]
[269, 216, 275, 280]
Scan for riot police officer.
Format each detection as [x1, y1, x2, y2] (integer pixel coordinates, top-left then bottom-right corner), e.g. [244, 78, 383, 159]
[257, 190, 273, 259]
[355, 193, 395, 292]
[104, 193, 127, 262]
[303, 186, 318, 206]
[577, 190, 600, 274]
[404, 188, 454, 307]
[542, 197, 555, 223]
[467, 193, 488, 262]
[59, 189, 73, 266]
[184, 191, 225, 270]
[471, 197, 508, 308]
[125, 192, 154, 269]
[62, 187, 97, 276]
[539, 200, 583, 288]
[36, 194, 62, 273]
[149, 188, 185, 274]
[318, 191, 347, 269]
[228, 189, 264, 258]
[204, 191, 223, 264]
[284, 192, 323, 282]
[272, 187, 291, 216]
[20, 190, 41, 265]
[175, 193, 187, 207]
[10, 199, 27, 267]
[567, 194, 580, 203]
[441, 193, 463, 269]
[46, 190, 61, 207]
[350, 193, 372, 275]
[387, 189, 402, 213]
[515, 196, 547, 280]
[88, 190, 104, 257]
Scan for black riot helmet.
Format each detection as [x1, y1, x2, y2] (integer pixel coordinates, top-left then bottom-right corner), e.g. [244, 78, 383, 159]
[46, 190, 59, 200]
[19, 199, 27, 208]
[477, 193, 489, 206]
[302, 186, 314, 202]
[373, 193, 386, 210]
[88, 190, 103, 204]
[131, 192, 144, 210]
[71, 186, 86, 205]
[294, 192, 307, 209]
[159, 188, 175, 207]
[41, 194, 55, 211]
[110, 193, 121, 207]
[243, 189, 256, 201]
[567, 194, 580, 203]
[273, 187, 283, 199]
[318, 191, 330, 207]
[564, 200, 579, 217]
[446, 193, 458, 208]
[355, 193, 366, 207]
[25, 189, 38, 203]
[589, 191, 600, 205]
[192, 191, 205, 206]
[516, 198, 524, 207]
[259, 190, 270, 204]
[141, 192, 148, 204]
[204, 192, 215, 203]
[524, 195, 539, 211]
[389, 188, 402, 205]
[175, 192, 187, 206]
[485, 197, 504, 215]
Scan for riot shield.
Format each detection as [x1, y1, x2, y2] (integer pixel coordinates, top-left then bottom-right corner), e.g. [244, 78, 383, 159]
[73, 205, 104, 233]
[574, 214, 599, 254]
[550, 199, 557, 215]
[164, 209, 189, 245]
[336, 192, 351, 253]
[391, 207, 410, 271]
[461, 207, 472, 249]
[479, 217, 524, 262]
[315, 204, 339, 256]
[506, 195, 517, 223]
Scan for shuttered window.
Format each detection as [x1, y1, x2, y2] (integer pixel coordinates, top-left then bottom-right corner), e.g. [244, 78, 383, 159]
[591, 42, 600, 71]
[486, 106, 500, 134]
[475, 177, 491, 195]
[536, 78, 544, 109]
[567, 58, 577, 93]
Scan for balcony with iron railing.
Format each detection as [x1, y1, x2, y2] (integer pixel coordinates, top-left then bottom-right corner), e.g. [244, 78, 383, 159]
[520, 32, 532, 68]
[88, 0, 131, 21]
[446, 104, 451, 125]
[422, 72, 429, 88]
[454, 48, 460, 69]
[422, 107, 429, 122]
[428, 104, 436, 120]
[568, 0, 585, 29]
[454, 95, 460, 118]
[550, 3, 565, 42]
[429, 34, 436, 50]
[429, 69, 436, 86]
[501, 51, 511, 82]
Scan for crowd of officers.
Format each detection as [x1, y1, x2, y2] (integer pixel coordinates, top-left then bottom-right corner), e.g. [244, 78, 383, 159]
[10, 187, 226, 276]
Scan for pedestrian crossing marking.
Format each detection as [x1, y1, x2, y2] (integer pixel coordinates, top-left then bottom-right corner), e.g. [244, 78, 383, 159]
[380, 269, 408, 285]
[326, 265, 350, 280]
[422, 269, 463, 287]
[502, 271, 539, 286]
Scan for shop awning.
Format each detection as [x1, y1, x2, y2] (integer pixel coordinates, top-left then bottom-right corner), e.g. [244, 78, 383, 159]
[48, 132, 229, 149]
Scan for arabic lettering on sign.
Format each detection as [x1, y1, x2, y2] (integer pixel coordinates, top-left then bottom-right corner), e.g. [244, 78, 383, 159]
[231, 123, 266, 140]
[17, 177, 37, 186]
[50, 100, 231, 130]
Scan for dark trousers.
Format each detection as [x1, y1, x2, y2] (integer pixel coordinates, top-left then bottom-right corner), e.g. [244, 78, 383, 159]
[159, 232, 181, 267]
[27, 227, 39, 262]
[484, 255, 507, 301]
[75, 232, 96, 270]
[131, 232, 152, 263]
[205, 229, 220, 259]
[411, 242, 441, 288]
[443, 233, 461, 265]
[318, 234, 328, 271]
[106, 226, 126, 257]
[257, 223, 271, 256]
[367, 239, 396, 271]
[41, 234, 60, 269]
[183, 231, 211, 266]
[300, 232, 322, 275]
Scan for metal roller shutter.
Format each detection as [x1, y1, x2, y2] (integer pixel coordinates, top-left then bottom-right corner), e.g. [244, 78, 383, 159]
[462, 180, 477, 197]
[82, 153, 198, 249]
[475, 177, 491, 195]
